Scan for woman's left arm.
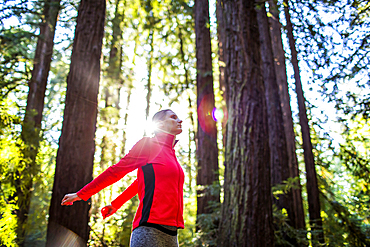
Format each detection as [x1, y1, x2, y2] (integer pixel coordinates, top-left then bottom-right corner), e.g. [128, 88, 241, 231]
[101, 179, 138, 219]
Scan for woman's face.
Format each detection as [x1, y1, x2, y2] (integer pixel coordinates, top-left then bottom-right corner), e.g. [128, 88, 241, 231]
[159, 111, 183, 135]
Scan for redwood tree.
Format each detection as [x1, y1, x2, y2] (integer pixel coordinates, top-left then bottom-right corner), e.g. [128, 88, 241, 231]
[256, 2, 297, 244]
[284, 0, 325, 245]
[216, 0, 227, 145]
[17, 0, 61, 245]
[194, 0, 220, 231]
[46, 0, 106, 246]
[218, 0, 274, 246]
[268, 0, 306, 232]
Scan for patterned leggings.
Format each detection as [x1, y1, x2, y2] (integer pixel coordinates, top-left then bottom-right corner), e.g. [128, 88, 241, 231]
[130, 225, 179, 247]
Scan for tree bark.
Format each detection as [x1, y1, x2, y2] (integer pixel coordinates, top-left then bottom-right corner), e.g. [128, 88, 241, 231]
[17, 0, 61, 245]
[218, 0, 274, 246]
[268, 0, 306, 232]
[283, 0, 325, 245]
[216, 0, 226, 103]
[194, 0, 220, 225]
[216, 0, 227, 146]
[46, 0, 105, 246]
[256, 2, 297, 244]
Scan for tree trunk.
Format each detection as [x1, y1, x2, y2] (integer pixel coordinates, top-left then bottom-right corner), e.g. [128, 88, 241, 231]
[177, 22, 195, 193]
[121, 83, 132, 154]
[145, 28, 154, 128]
[194, 0, 220, 226]
[216, 0, 227, 146]
[17, 0, 61, 245]
[46, 0, 105, 246]
[218, 0, 274, 246]
[268, 0, 306, 232]
[256, 2, 297, 244]
[107, 0, 123, 83]
[283, 0, 325, 245]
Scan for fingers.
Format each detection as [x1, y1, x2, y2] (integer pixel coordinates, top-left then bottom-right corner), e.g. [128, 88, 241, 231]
[61, 193, 79, 206]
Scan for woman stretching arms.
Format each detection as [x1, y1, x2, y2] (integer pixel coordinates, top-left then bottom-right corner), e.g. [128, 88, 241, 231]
[61, 109, 184, 247]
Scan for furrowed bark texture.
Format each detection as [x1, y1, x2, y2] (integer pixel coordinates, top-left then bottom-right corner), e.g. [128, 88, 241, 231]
[17, 0, 61, 245]
[256, 2, 297, 244]
[46, 0, 105, 246]
[268, 0, 306, 231]
[195, 0, 220, 221]
[283, 0, 325, 245]
[218, 0, 274, 246]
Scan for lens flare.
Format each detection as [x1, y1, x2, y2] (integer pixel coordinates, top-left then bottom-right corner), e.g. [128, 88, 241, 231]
[212, 108, 224, 122]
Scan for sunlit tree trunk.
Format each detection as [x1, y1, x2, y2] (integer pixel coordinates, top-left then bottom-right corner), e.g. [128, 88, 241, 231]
[284, 0, 325, 245]
[268, 0, 306, 232]
[216, 0, 227, 146]
[218, 0, 274, 246]
[145, 29, 154, 130]
[256, 2, 297, 245]
[143, 0, 156, 126]
[98, 0, 124, 202]
[194, 0, 220, 235]
[177, 23, 196, 193]
[17, 0, 61, 245]
[46, 0, 106, 246]
[121, 83, 132, 153]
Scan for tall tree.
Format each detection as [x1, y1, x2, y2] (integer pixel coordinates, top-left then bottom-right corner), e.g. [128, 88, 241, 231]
[255, 1, 297, 244]
[218, 0, 274, 246]
[46, 0, 106, 246]
[143, 0, 156, 128]
[17, 0, 61, 245]
[283, 0, 325, 245]
[177, 17, 196, 193]
[216, 0, 227, 146]
[194, 0, 220, 233]
[268, 0, 306, 232]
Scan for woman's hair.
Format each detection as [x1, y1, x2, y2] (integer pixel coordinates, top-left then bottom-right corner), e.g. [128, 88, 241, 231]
[152, 109, 173, 134]
[152, 109, 172, 124]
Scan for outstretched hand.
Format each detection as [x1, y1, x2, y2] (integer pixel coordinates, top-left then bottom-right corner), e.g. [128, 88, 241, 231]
[101, 204, 118, 219]
[61, 193, 82, 206]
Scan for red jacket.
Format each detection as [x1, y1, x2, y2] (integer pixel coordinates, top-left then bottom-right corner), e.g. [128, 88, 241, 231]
[77, 132, 185, 230]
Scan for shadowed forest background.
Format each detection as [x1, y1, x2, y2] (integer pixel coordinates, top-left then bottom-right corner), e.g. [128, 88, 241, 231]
[0, 0, 369, 246]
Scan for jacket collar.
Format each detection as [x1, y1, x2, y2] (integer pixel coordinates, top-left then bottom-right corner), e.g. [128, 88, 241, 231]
[154, 132, 178, 148]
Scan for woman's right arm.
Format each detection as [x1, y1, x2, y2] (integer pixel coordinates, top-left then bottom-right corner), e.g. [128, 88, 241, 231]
[61, 138, 149, 204]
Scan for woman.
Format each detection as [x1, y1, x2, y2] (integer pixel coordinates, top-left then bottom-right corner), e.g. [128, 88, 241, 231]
[61, 109, 184, 247]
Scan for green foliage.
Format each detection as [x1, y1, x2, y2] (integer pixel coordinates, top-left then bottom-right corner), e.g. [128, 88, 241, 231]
[271, 180, 309, 246]
[273, 204, 309, 247]
[0, 200, 17, 247]
[289, 0, 370, 119]
[193, 183, 221, 247]
[310, 114, 370, 246]
[272, 176, 301, 200]
[0, 99, 21, 246]
[23, 140, 57, 247]
[0, 27, 35, 99]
